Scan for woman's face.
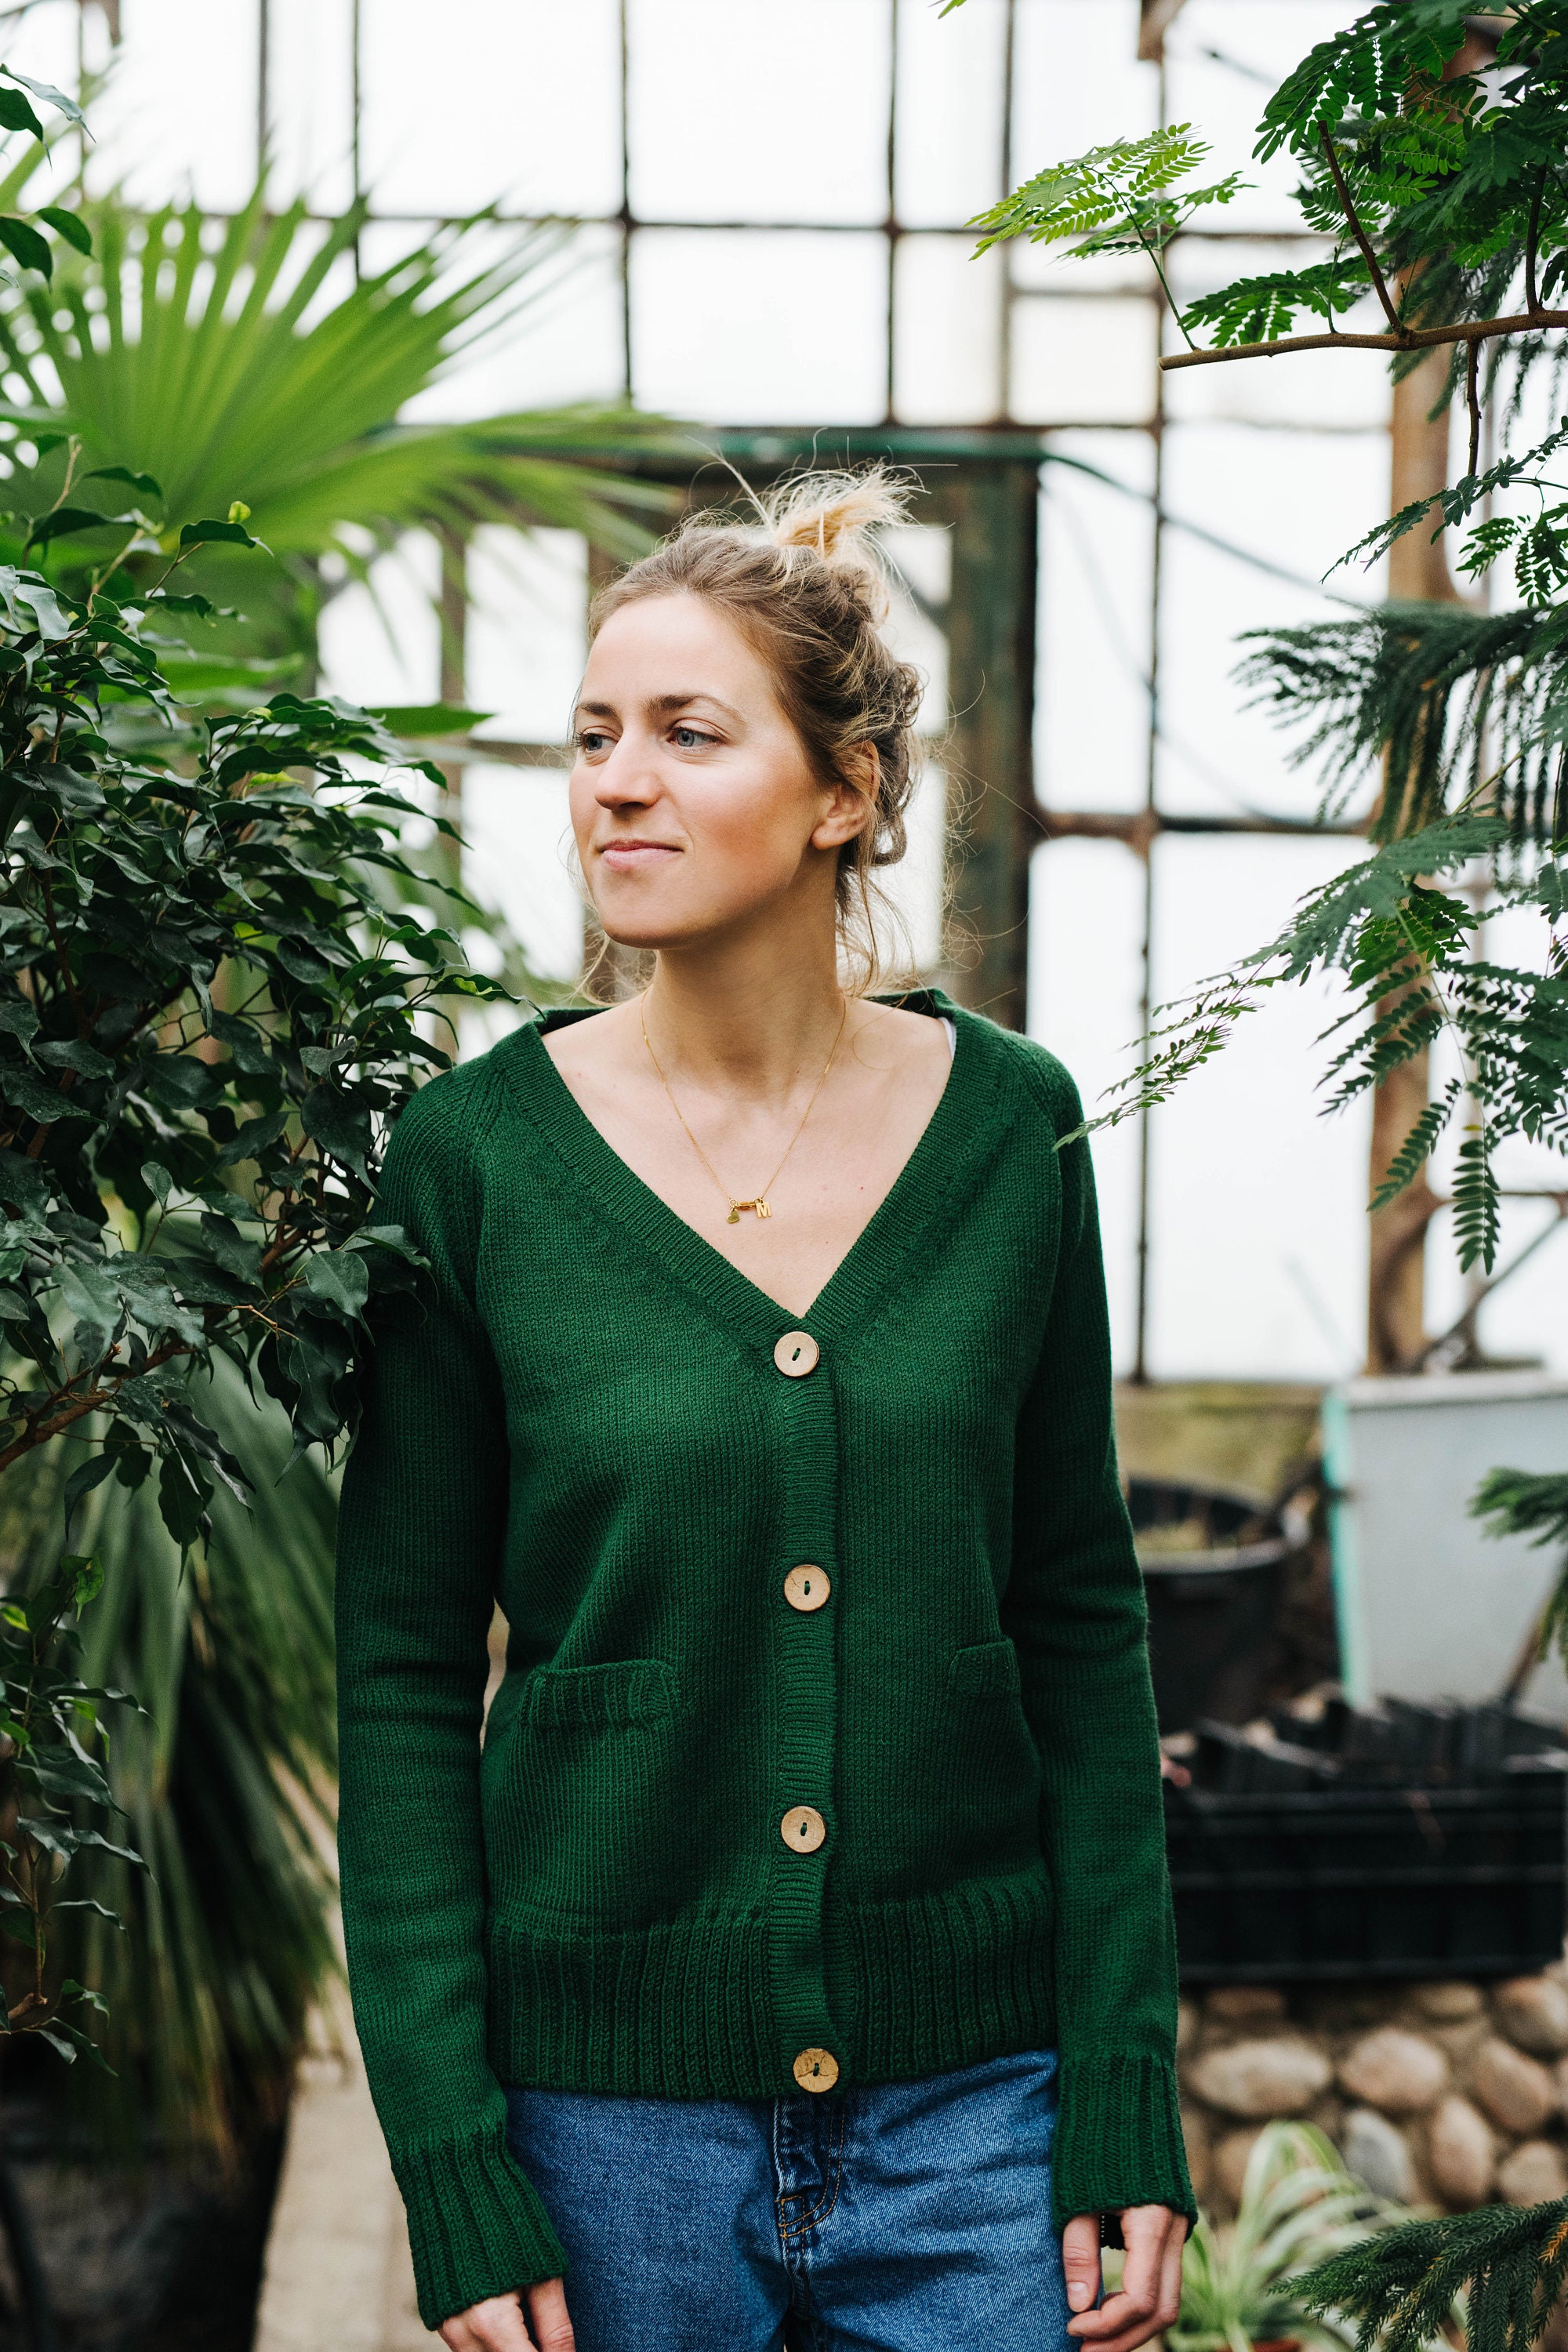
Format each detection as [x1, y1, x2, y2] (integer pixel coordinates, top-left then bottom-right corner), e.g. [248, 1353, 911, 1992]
[568, 590, 868, 952]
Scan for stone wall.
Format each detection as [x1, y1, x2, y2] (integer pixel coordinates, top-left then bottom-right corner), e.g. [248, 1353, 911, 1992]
[1179, 1972, 1568, 2215]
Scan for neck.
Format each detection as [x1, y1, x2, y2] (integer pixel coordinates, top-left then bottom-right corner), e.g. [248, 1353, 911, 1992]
[642, 919, 848, 1101]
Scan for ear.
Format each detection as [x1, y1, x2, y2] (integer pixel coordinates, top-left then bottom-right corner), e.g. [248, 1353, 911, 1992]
[810, 743, 879, 852]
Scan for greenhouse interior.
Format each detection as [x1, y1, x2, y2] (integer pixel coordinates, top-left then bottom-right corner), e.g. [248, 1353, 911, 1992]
[0, 0, 1561, 2346]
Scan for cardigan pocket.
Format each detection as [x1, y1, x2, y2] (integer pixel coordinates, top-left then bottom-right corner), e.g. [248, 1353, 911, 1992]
[949, 1637, 1022, 1699]
[520, 1657, 678, 1732]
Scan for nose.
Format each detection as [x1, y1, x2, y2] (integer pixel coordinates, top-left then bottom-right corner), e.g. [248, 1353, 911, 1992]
[593, 731, 660, 812]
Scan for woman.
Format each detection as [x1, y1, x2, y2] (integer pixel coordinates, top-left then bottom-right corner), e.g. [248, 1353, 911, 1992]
[336, 473, 1193, 2352]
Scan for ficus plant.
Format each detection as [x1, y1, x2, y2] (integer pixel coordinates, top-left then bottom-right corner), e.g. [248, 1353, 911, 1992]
[947, 3, 1568, 2343]
[0, 488, 507, 2068]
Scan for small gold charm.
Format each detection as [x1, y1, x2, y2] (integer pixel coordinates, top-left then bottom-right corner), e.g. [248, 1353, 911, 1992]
[728, 1199, 769, 1224]
[755, 1198, 771, 1218]
[727, 1206, 741, 1225]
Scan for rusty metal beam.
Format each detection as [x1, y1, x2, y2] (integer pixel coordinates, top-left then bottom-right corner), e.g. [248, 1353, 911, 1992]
[938, 466, 1040, 1032]
[1138, 0, 1191, 64]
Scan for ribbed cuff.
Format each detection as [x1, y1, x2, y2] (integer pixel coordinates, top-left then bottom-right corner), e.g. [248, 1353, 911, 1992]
[390, 2118, 568, 2328]
[1051, 2050, 1196, 2230]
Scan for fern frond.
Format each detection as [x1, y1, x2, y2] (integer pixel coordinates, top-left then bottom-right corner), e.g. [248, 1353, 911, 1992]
[1369, 1079, 1461, 1208]
[1472, 1468, 1568, 1548]
[1298, 2194, 1568, 2352]
[1452, 1122, 1502, 1272]
[1181, 256, 1372, 348]
[967, 129, 1245, 258]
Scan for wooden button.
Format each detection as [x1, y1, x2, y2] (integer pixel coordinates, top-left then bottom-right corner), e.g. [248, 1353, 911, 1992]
[781, 1805, 826, 1853]
[793, 2046, 840, 2093]
[784, 1564, 830, 1613]
[773, 1330, 819, 1378]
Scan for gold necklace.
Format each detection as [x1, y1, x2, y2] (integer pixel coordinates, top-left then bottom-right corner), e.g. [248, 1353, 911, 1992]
[640, 994, 849, 1225]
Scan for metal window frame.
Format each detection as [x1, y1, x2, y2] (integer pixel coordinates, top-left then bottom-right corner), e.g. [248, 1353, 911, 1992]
[238, 0, 1370, 1381]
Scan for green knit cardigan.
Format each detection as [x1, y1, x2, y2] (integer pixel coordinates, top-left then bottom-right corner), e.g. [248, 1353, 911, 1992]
[335, 993, 1193, 2326]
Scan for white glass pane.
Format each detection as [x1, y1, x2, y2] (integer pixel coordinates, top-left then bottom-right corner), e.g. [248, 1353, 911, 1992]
[1028, 836, 1146, 1370]
[881, 523, 949, 732]
[893, 237, 1002, 426]
[1147, 835, 1371, 1381]
[376, 222, 626, 417]
[1011, 296, 1156, 426]
[86, 0, 260, 212]
[466, 527, 587, 746]
[631, 230, 887, 423]
[1038, 435, 1154, 814]
[0, 3, 83, 203]
[462, 761, 583, 982]
[629, 0, 889, 227]
[876, 760, 947, 978]
[1166, 2, 1363, 239]
[359, 0, 622, 218]
[895, 0, 1005, 230]
[1013, 2, 1152, 182]
[269, 0, 356, 212]
[318, 532, 441, 706]
[1157, 421, 1388, 820]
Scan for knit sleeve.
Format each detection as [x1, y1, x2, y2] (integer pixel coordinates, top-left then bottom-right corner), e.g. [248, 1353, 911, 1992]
[1003, 1056, 1196, 2231]
[334, 1080, 568, 2326]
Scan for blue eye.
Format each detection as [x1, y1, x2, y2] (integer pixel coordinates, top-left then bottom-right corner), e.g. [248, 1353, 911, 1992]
[672, 724, 713, 749]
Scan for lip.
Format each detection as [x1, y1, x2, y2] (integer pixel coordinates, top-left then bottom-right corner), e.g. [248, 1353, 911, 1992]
[598, 839, 681, 869]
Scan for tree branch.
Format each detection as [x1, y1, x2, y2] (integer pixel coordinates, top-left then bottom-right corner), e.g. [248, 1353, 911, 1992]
[0, 1337, 198, 1475]
[1467, 334, 1483, 478]
[1160, 306, 1568, 372]
[1527, 166, 1546, 317]
[1319, 127, 1402, 332]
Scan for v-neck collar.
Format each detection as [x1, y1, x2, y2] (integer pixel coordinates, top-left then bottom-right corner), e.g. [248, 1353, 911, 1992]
[497, 989, 1012, 1357]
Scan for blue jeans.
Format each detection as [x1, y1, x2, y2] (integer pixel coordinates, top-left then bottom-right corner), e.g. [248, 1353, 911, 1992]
[503, 2046, 1070, 2352]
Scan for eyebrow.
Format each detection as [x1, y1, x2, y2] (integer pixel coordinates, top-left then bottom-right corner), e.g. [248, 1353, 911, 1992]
[573, 691, 745, 725]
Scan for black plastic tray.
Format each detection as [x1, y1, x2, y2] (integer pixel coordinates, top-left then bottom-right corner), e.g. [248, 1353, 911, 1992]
[1166, 1764, 1568, 1982]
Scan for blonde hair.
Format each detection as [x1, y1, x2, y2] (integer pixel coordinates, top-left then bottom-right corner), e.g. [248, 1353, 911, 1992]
[589, 466, 925, 989]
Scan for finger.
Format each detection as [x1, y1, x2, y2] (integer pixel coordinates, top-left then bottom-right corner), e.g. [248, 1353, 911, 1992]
[1156, 2220, 1187, 2332]
[1062, 2212, 1102, 2317]
[1068, 2318, 1171, 2352]
[461, 2292, 541, 2351]
[1114, 2209, 1167, 2321]
[526, 2278, 575, 2352]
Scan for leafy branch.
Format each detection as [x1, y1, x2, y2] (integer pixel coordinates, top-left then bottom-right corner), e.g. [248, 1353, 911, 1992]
[965, 128, 1245, 348]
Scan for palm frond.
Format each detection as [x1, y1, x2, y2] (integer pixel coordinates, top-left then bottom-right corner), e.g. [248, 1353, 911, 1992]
[2, 1359, 339, 2161]
[0, 180, 678, 564]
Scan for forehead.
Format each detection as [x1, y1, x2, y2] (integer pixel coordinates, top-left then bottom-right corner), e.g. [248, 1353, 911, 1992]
[582, 592, 779, 706]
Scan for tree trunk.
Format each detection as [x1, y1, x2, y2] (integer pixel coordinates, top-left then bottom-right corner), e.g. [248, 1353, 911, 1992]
[1365, 347, 1454, 1373]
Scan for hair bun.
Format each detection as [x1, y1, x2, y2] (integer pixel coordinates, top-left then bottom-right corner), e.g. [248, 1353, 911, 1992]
[759, 466, 912, 605]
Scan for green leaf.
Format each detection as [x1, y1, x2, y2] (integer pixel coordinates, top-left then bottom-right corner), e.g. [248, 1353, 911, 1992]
[64, 1552, 102, 1610]
[3, 67, 85, 128]
[25, 504, 125, 550]
[38, 206, 92, 256]
[303, 1249, 371, 1318]
[57, 1263, 119, 1352]
[84, 463, 160, 498]
[140, 1161, 172, 1208]
[369, 704, 495, 736]
[63, 1453, 117, 1534]
[178, 517, 262, 551]
[0, 89, 45, 143]
[300, 1085, 373, 1181]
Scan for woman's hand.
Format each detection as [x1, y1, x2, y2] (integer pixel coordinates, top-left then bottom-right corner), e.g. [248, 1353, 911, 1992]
[1062, 2205, 1187, 2352]
[439, 2279, 573, 2352]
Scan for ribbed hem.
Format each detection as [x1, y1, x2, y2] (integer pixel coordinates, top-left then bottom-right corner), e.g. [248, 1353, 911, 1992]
[485, 1871, 1059, 2100]
[390, 2118, 568, 2329]
[1051, 2049, 1196, 2229]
